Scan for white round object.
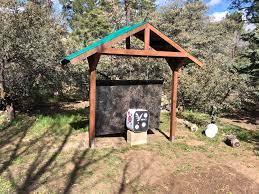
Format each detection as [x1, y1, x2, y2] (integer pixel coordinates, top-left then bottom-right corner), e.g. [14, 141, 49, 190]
[144, 113, 148, 118]
[135, 124, 139, 130]
[141, 122, 147, 128]
[205, 124, 218, 138]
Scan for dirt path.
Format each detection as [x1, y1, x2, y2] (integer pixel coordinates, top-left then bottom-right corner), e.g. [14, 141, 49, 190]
[58, 127, 259, 194]
[220, 117, 258, 131]
[1, 103, 259, 194]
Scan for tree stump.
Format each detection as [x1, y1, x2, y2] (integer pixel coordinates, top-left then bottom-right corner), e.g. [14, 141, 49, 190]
[6, 104, 15, 122]
[225, 135, 240, 148]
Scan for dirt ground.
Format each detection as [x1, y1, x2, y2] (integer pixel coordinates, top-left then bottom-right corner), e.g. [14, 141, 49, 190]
[0, 101, 259, 194]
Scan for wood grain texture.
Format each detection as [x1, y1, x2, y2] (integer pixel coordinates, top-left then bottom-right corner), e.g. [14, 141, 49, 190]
[144, 27, 150, 50]
[170, 69, 178, 141]
[88, 53, 101, 148]
[100, 48, 187, 58]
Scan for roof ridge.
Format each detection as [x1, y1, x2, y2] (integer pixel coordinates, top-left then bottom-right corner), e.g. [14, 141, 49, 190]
[62, 21, 147, 63]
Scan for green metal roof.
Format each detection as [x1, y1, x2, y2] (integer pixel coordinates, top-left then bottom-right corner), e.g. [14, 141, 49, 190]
[62, 21, 147, 64]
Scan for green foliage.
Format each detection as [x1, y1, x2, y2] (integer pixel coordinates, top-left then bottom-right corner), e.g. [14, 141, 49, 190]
[70, 8, 112, 46]
[231, 0, 258, 111]
[0, 0, 257, 115]
[178, 110, 211, 126]
[157, 2, 249, 112]
[0, 1, 67, 108]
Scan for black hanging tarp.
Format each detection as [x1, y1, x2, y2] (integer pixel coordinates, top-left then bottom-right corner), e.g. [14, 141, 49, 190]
[95, 80, 163, 136]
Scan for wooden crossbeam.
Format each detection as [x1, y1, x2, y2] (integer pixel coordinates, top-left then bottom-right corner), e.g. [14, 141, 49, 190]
[99, 48, 187, 58]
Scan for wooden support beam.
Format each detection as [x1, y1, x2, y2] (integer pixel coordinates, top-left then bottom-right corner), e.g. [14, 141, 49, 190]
[100, 48, 187, 58]
[126, 37, 130, 49]
[144, 27, 150, 50]
[170, 68, 178, 141]
[166, 60, 184, 141]
[87, 53, 100, 148]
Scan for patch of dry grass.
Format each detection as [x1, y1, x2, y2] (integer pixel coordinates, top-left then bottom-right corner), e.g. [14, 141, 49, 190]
[0, 108, 258, 193]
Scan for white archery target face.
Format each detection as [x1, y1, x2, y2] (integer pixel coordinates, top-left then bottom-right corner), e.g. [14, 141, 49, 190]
[126, 109, 149, 132]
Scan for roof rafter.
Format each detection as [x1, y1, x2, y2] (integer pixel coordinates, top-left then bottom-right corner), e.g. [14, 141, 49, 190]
[61, 21, 204, 67]
[146, 24, 203, 67]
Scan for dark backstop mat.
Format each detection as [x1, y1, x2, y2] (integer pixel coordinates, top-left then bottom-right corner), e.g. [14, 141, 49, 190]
[96, 80, 163, 136]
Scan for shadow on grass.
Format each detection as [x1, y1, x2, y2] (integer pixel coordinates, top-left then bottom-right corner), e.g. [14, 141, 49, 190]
[222, 124, 259, 155]
[177, 111, 259, 155]
[28, 102, 89, 117]
[156, 128, 169, 140]
[0, 104, 116, 193]
[223, 114, 256, 125]
[70, 118, 89, 131]
[118, 158, 150, 193]
[0, 117, 36, 174]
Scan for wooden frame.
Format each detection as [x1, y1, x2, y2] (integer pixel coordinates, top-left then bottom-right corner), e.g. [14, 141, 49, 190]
[88, 53, 100, 148]
[63, 22, 203, 148]
[100, 48, 187, 58]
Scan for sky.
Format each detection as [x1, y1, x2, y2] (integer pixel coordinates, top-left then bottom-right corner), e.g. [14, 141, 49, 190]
[203, 0, 231, 21]
[52, 0, 255, 30]
[156, 0, 231, 21]
[53, 0, 231, 21]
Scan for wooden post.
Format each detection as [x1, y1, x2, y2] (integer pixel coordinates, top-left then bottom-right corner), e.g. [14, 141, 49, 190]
[170, 68, 178, 141]
[166, 59, 184, 141]
[87, 53, 100, 148]
[126, 37, 131, 49]
[144, 27, 150, 50]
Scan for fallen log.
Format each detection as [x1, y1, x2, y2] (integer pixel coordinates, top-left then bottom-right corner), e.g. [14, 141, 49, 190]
[225, 135, 240, 148]
[177, 118, 198, 132]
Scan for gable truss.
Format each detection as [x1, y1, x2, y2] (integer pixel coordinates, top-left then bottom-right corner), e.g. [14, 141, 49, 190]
[68, 23, 203, 67]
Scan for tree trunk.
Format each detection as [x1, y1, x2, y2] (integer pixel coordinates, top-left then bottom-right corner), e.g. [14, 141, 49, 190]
[0, 60, 15, 122]
[125, 0, 130, 26]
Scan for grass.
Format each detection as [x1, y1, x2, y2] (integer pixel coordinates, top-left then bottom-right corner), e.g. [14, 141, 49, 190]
[30, 113, 87, 137]
[159, 110, 258, 156]
[1, 108, 88, 139]
[0, 176, 14, 194]
[0, 105, 258, 193]
[159, 111, 170, 132]
[181, 111, 259, 157]
[178, 110, 212, 126]
[172, 162, 193, 175]
[0, 113, 5, 125]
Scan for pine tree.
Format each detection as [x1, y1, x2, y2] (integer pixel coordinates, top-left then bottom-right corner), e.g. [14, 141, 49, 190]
[231, 0, 258, 113]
